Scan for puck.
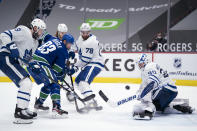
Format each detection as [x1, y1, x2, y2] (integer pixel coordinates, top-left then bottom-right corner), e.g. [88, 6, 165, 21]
[125, 85, 130, 90]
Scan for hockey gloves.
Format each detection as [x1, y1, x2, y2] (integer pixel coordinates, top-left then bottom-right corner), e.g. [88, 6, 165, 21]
[68, 51, 75, 59]
[23, 49, 33, 63]
[6, 42, 19, 61]
[29, 61, 42, 74]
[56, 71, 65, 81]
[67, 66, 78, 76]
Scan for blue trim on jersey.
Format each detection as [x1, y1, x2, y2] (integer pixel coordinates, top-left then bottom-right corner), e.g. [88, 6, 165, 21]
[150, 74, 160, 82]
[140, 81, 155, 98]
[82, 90, 93, 95]
[167, 84, 177, 89]
[149, 75, 160, 83]
[149, 76, 159, 84]
[3, 30, 13, 40]
[17, 97, 30, 102]
[90, 62, 104, 67]
[80, 57, 104, 68]
[18, 91, 30, 96]
[80, 57, 89, 63]
[149, 77, 159, 86]
[82, 55, 92, 60]
[1, 46, 7, 50]
[8, 30, 13, 40]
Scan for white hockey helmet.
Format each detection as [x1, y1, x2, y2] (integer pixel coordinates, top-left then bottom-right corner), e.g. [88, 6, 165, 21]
[31, 18, 46, 30]
[57, 23, 68, 32]
[80, 23, 91, 32]
[136, 54, 150, 70]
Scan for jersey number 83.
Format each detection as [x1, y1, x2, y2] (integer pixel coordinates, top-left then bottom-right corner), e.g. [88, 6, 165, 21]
[38, 41, 56, 54]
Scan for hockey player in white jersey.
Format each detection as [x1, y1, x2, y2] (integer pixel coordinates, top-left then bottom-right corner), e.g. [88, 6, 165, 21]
[68, 23, 104, 111]
[133, 54, 194, 120]
[55, 23, 68, 40]
[0, 18, 46, 124]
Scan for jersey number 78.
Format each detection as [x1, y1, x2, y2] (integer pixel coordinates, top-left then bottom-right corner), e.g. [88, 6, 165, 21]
[86, 48, 93, 54]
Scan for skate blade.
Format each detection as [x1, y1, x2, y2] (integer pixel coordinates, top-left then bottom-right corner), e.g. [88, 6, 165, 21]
[77, 107, 90, 114]
[13, 118, 33, 124]
[34, 108, 50, 114]
[133, 115, 152, 120]
[95, 106, 103, 111]
[51, 111, 68, 119]
[86, 106, 103, 112]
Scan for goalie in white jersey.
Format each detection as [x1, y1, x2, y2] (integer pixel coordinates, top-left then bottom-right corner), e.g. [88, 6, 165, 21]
[0, 18, 46, 124]
[69, 23, 104, 111]
[133, 54, 194, 120]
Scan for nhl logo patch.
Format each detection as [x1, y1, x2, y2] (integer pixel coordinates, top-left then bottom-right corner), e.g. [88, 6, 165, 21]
[173, 58, 182, 69]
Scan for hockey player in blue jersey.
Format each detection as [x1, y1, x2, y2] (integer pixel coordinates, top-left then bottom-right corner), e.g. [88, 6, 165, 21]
[28, 34, 74, 117]
[133, 54, 194, 120]
[0, 18, 46, 124]
[39, 23, 68, 45]
[68, 23, 104, 111]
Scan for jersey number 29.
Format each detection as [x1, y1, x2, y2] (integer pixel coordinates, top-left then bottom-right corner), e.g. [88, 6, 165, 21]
[38, 41, 56, 54]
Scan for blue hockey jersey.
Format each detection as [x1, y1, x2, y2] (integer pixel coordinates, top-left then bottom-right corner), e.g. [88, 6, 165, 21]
[33, 36, 68, 73]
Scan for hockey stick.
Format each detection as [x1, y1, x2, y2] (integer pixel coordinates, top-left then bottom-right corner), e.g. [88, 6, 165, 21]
[18, 57, 93, 103]
[64, 59, 95, 113]
[20, 57, 93, 113]
[99, 90, 138, 107]
[38, 73, 93, 113]
[68, 75, 90, 114]
[60, 78, 95, 103]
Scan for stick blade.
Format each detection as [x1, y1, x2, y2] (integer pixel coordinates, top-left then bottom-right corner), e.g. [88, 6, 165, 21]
[82, 94, 95, 102]
[99, 90, 109, 102]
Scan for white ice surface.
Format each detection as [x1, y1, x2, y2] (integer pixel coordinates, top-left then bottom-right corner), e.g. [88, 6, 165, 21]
[0, 82, 197, 131]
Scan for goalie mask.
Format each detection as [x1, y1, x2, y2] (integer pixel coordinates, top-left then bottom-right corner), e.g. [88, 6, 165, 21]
[136, 54, 150, 70]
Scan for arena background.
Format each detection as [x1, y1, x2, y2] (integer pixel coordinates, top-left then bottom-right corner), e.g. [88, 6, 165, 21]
[0, 0, 197, 86]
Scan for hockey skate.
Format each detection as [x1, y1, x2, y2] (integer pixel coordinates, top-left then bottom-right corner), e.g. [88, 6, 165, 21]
[34, 98, 49, 111]
[173, 104, 194, 114]
[66, 91, 75, 102]
[169, 98, 195, 114]
[13, 106, 33, 124]
[51, 103, 68, 118]
[133, 110, 153, 120]
[84, 99, 103, 112]
[25, 108, 37, 119]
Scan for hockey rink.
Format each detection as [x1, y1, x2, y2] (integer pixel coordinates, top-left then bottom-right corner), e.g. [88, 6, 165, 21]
[0, 82, 197, 131]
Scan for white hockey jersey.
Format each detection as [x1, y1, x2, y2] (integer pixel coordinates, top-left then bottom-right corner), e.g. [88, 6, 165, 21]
[137, 62, 174, 100]
[74, 34, 104, 68]
[0, 25, 39, 60]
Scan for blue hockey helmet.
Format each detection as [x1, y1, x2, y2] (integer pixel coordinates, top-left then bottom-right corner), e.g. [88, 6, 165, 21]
[62, 34, 74, 44]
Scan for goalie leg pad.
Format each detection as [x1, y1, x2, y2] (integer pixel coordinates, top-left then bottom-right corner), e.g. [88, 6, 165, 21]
[152, 85, 178, 111]
[132, 101, 156, 120]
